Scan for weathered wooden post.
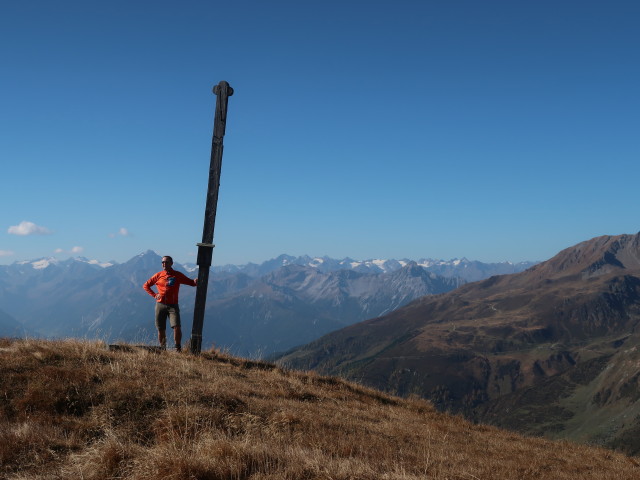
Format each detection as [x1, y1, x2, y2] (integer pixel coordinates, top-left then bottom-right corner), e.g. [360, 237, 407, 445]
[189, 81, 233, 354]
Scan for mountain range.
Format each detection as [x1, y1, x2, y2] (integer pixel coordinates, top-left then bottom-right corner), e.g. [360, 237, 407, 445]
[206, 254, 535, 282]
[0, 252, 534, 357]
[276, 233, 640, 455]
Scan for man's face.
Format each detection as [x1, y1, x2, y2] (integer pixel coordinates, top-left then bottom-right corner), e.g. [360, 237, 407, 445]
[161, 257, 173, 271]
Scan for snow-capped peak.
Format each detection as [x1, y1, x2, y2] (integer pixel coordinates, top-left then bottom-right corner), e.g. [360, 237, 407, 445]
[31, 258, 58, 269]
[78, 257, 114, 268]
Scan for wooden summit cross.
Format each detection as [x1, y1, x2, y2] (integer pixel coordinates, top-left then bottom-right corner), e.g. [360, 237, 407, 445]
[189, 81, 234, 354]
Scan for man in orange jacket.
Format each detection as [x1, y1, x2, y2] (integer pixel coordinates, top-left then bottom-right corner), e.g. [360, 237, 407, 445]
[143, 255, 197, 351]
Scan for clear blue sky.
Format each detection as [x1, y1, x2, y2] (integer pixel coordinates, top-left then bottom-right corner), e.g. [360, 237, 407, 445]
[1, 0, 639, 266]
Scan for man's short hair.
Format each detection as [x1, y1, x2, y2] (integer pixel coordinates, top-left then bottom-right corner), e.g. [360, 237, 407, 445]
[162, 256, 174, 263]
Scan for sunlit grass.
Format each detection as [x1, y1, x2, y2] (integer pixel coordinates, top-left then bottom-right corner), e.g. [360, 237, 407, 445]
[0, 338, 638, 479]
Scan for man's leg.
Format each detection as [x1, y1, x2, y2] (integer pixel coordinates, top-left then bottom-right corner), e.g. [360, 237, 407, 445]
[155, 303, 168, 349]
[168, 305, 182, 351]
[158, 329, 167, 349]
[173, 326, 182, 351]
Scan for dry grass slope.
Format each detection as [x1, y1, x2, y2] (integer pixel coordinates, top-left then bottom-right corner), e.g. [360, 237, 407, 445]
[0, 338, 638, 480]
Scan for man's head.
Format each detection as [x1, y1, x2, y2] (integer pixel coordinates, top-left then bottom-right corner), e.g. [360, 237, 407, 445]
[161, 256, 174, 271]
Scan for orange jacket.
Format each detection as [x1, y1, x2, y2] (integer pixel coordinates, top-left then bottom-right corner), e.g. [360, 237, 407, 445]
[143, 269, 196, 304]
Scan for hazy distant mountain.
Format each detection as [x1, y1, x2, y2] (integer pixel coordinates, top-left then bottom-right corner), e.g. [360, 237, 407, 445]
[0, 251, 534, 357]
[202, 254, 536, 281]
[276, 233, 640, 455]
[415, 257, 537, 282]
[0, 308, 25, 337]
[200, 262, 462, 356]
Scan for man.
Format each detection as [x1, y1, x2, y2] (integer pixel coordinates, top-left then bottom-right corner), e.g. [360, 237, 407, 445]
[143, 255, 197, 351]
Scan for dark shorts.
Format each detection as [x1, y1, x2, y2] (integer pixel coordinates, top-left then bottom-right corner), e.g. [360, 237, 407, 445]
[155, 303, 181, 330]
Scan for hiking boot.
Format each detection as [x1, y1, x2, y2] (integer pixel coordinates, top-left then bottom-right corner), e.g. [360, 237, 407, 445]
[175, 344, 181, 352]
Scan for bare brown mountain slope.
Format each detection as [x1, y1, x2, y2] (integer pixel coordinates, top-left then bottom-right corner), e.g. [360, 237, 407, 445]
[277, 233, 640, 454]
[0, 339, 638, 479]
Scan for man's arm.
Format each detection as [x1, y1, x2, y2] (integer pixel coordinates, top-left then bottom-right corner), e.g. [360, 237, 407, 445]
[143, 273, 159, 298]
[176, 272, 197, 287]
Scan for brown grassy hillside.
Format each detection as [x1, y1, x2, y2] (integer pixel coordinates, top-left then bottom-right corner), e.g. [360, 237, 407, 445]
[276, 234, 640, 453]
[0, 339, 638, 479]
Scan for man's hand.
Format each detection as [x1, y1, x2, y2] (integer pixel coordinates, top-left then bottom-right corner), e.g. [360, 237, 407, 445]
[155, 294, 161, 300]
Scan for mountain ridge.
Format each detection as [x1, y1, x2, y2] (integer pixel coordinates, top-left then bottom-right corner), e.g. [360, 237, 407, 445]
[276, 232, 640, 454]
[0, 251, 535, 357]
[0, 251, 534, 357]
[3, 252, 536, 282]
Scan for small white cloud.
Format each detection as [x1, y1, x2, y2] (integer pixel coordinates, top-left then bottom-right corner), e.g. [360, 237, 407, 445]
[54, 246, 84, 255]
[8, 221, 52, 236]
[0, 250, 14, 257]
[109, 227, 132, 238]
